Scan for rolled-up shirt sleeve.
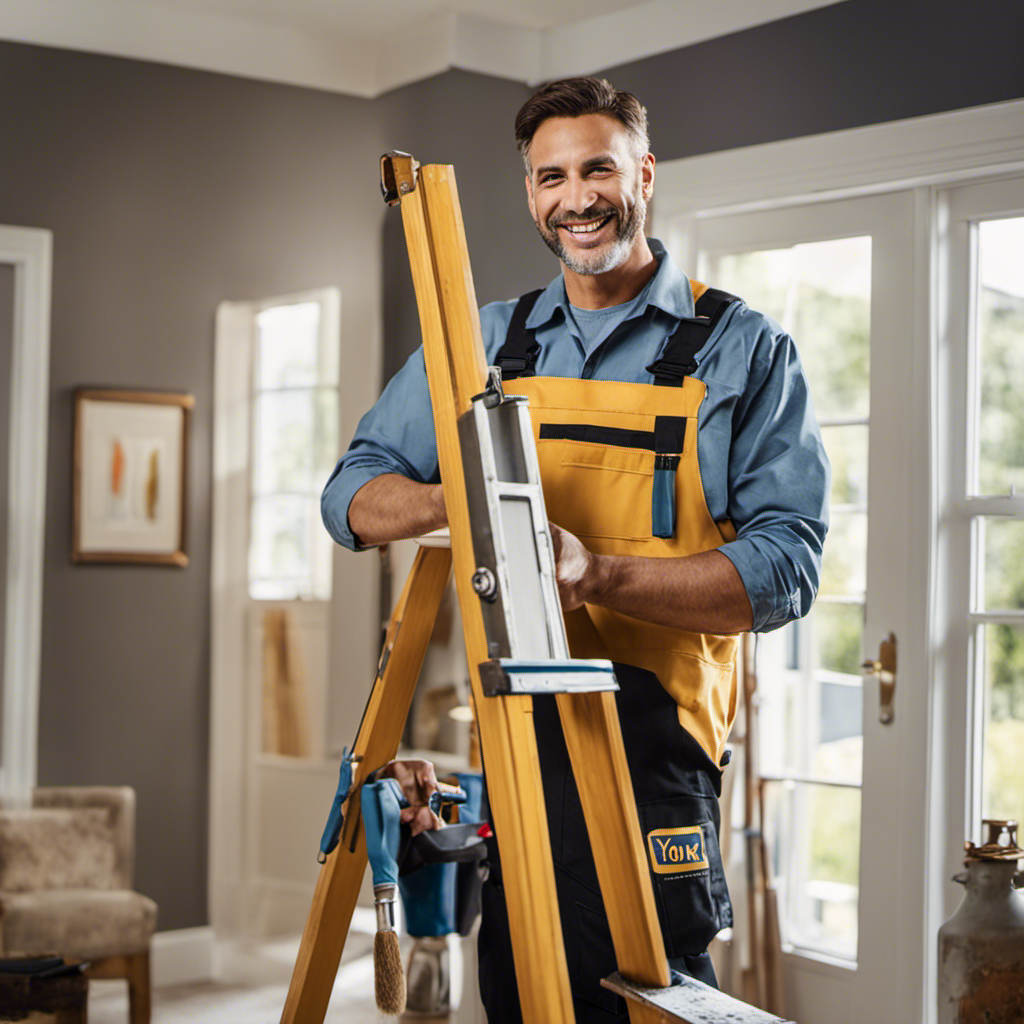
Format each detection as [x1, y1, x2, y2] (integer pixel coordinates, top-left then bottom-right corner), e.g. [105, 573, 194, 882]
[716, 330, 831, 633]
[321, 348, 439, 550]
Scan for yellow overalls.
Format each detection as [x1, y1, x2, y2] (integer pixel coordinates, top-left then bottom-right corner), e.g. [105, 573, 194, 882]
[506, 372, 740, 768]
[477, 282, 739, 1023]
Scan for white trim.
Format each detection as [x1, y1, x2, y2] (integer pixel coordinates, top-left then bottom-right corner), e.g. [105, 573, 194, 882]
[151, 926, 216, 987]
[1, 0, 847, 98]
[209, 297, 255, 936]
[652, 99, 1024, 223]
[0, 226, 51, 808]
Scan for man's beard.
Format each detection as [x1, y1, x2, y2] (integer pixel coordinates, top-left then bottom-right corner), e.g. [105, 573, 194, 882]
[535, 187, 647, 276]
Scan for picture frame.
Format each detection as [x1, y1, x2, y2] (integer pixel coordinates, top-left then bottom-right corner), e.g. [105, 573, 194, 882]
[72, 389, 194, 566]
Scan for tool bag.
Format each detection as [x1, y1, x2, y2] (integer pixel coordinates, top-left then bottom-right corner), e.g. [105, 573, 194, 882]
[362, 771, 488, 938]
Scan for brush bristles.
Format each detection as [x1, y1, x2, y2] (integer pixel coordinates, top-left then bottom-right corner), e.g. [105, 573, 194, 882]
[374, 929, 406, 1015]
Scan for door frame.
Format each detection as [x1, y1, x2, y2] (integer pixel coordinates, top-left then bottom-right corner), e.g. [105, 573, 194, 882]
[0, 225, 52, 807]
[651, 98, 1024, 1023]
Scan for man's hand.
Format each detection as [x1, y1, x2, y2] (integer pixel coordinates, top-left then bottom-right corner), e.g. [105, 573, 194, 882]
[549, 522, 602, 611]
[548, 521, 753, 634]
[378, 759, 442, 836]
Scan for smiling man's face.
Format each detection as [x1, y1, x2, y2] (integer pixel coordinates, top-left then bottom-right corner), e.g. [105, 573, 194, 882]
[525, 113, 654, 278]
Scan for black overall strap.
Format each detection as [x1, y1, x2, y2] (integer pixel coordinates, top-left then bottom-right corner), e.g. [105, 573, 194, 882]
[494, 289, 543, 379]
[645, 286, 740, 386]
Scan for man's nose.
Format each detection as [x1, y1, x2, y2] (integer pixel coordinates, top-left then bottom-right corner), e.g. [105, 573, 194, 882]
[563, 175, 598, 214]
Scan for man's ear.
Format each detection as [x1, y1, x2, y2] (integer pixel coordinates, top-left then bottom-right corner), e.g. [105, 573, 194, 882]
[525, 174, 537, 221]
[641, 152, 656, 199]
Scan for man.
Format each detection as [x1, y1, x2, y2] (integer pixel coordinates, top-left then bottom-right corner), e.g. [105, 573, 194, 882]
[322, 77, 829, 1022]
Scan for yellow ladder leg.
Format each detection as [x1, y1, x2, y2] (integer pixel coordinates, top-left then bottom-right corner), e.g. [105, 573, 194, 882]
[399, 160, 576, 1024]
[280, 544, 451, 1024]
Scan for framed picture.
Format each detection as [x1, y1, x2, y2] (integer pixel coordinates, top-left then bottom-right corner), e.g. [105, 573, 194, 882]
[73, 389, 194, 566]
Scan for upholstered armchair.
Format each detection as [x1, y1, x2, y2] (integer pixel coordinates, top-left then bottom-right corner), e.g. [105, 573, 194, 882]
[0, 786, 157, 1024]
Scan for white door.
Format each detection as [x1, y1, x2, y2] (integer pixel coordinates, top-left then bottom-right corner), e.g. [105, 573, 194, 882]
[675, 191, 929, 1023]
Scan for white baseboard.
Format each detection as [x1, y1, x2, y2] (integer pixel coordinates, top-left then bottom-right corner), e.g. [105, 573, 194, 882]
[151, 926, 216, 987]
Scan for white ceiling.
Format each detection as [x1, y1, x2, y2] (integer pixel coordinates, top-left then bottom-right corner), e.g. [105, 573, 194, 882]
[1, 0, 848, 97]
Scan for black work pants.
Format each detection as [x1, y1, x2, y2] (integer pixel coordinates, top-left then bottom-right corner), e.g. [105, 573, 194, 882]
[477, 664, 732, 1023]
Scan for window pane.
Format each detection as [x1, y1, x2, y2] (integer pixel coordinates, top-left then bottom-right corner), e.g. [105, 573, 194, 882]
[816, 601, 865, 676]
[253, 389, 338, 494]
[757, 606, 863, 786]
[819, 511, 867, 599]
[822, 425, 868, 508]
[982, 624, 1024, 828]
[980, 518, 1024, 612]
[765, 781, 860, 960]
[256, 302, 320, 389]
[716, 236, 871, 420]
[250, 495, 311, 594]
[975, 217, 1024, 496]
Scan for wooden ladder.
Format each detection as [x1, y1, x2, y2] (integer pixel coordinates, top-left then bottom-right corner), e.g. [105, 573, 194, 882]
[280, 153, 794, 1024]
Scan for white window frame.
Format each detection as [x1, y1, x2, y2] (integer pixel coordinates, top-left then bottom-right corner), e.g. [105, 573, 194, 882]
[0, 226, 52, 807]
[934, 175, 1024, 918]
[651, 97, 1024, 1023]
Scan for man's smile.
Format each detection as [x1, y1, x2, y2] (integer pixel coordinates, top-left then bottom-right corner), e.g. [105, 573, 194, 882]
[554, 212, 616, 241]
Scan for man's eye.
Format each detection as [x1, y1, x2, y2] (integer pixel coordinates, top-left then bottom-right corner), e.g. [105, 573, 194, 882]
[540, 174, 562, 185]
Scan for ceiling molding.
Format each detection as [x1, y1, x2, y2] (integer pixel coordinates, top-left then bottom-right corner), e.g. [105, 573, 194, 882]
[1, 0, 378, 96]
[1, 0, 848, 98]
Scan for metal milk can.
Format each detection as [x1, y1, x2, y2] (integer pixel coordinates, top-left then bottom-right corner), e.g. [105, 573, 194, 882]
[938, 819, 1024, 1024]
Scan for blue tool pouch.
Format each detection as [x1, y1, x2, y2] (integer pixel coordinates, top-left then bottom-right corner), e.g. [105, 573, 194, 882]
[398, 772, 486, 938]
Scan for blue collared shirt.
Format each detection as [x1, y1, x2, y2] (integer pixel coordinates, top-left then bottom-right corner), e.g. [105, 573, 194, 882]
[322, 239, 830, 633]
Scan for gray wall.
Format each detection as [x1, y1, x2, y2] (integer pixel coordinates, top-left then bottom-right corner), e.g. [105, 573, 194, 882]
[0, 44, 535, 931]
[0, 0, 1021, 931]
[377, 70, 535, 380]
[602, 0, 1024, 159]
[0, 42, 389, 929]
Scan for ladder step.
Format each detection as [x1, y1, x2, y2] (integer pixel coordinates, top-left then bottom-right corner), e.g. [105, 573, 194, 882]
[478, 658, 619, 696]
[602, 972, 795, 1024]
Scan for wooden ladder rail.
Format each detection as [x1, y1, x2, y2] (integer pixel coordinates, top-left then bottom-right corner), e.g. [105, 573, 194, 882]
[280, 544, 451, 1024]
[391, 155, 670, 1024]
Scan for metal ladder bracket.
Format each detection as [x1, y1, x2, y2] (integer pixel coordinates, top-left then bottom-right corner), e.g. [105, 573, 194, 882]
[478, 658, 618, 697]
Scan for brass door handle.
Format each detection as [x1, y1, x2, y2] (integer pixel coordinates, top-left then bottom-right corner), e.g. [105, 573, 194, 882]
[863, 632, 897, 725]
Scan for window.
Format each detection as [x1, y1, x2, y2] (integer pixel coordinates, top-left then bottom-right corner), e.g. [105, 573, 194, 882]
[248, 291, 340, 601]
[941, 198, 1024, 834]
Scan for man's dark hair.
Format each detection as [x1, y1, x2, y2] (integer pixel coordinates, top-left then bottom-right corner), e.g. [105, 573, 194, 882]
[514, 77, 649, 172]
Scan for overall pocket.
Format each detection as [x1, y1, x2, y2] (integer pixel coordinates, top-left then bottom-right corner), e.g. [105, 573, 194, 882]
[537, 417, 687, 543]
[635, 792, 732, 958]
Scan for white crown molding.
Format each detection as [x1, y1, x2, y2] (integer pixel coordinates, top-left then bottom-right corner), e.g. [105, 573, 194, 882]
[1, 0, 847, 98]
[1, 0, 377, 96]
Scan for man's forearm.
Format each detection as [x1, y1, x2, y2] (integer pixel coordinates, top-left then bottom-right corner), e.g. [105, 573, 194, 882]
[347, 474, 447, 546]
[589, 549, 753, 634]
